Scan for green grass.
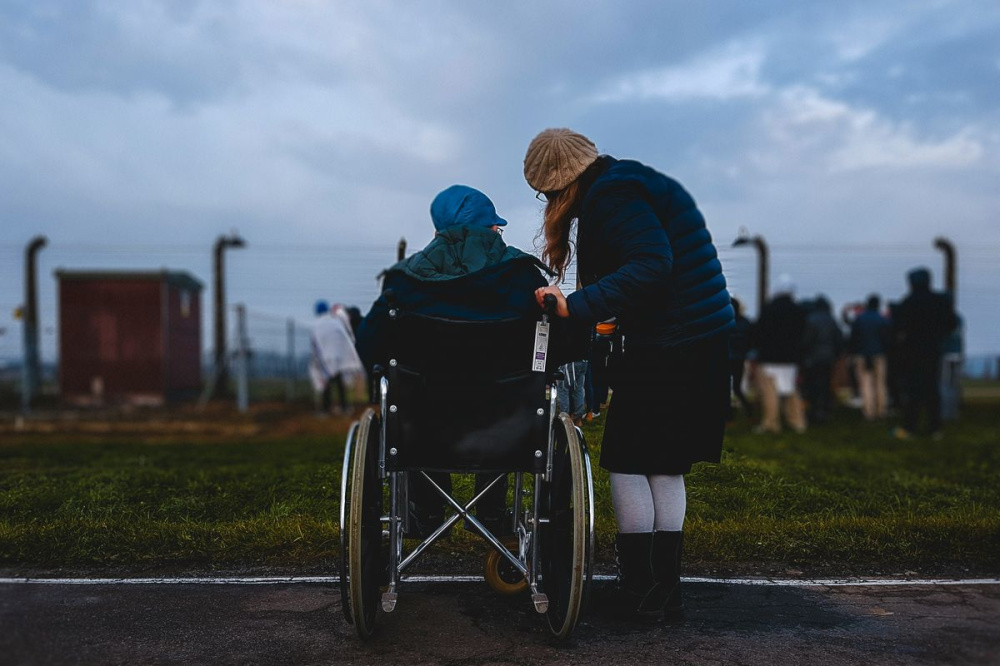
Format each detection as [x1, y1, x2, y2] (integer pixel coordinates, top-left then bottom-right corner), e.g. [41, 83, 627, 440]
[0, 438, 341, 570]
[1, 404, 998, 575]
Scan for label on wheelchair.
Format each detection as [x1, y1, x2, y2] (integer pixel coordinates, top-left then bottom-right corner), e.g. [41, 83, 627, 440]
[532, 321, 550, 372]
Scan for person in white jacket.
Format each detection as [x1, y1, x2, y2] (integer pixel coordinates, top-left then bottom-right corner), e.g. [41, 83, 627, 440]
[310, 301, 364, 415]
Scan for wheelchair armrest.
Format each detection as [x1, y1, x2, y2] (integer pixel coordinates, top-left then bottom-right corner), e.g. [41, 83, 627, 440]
[550, 370, 565, 382]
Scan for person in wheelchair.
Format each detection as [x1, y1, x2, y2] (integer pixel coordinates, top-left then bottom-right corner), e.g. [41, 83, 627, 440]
[355, 184, 572, 538]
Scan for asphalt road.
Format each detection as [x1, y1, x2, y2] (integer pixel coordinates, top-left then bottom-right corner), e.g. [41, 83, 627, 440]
[3, 580, 998, 665]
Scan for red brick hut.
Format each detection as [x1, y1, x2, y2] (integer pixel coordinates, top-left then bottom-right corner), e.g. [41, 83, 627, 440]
[56, 270, 204, 405]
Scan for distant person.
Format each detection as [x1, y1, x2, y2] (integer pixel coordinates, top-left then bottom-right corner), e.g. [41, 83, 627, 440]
[801, 295, 843, 424]
[849, 295, 891, 420]
[728, 298, 753, 419]
[840, 301, 866, 408]
[355, 184, 571, 538]
[557, 359, 589, 427]
[310, 301, 364, 416]
[345, 306, 363, 336]
[940, 298, 963, 421]
[751, 274, 807, 434]
[886, 300, 904, 411]
[891, 268, 958, 438]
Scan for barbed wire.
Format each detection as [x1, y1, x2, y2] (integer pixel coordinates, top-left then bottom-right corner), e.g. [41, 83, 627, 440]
[1, 239, 999, 360]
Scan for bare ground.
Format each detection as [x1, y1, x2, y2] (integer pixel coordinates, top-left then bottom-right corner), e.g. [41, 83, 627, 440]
[3, 579, 999, 665]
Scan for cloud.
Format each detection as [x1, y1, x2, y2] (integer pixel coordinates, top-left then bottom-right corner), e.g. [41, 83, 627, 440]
[766, 87, 984, 172]
[590, 42, 769, 103]
[824, 12, 904, 62]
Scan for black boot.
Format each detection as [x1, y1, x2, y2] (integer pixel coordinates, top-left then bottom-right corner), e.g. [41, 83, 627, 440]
[601, 532, 658, 622]
[639, 530, 684, 621]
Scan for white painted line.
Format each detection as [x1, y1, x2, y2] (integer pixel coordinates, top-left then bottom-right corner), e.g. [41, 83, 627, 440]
[682, 577, 1000, 587]
[1, 575, 998, 587]
[0, 576, 341, 586]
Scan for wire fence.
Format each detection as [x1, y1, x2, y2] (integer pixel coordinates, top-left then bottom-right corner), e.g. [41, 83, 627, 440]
[210, 307, 316, 405]
[1, 238, 998, 410]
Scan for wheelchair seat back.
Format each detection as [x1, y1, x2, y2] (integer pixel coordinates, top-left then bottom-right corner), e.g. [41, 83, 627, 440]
[383, 311, 553, 474]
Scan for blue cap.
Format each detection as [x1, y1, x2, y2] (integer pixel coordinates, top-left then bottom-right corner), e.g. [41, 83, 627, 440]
[430, 185, 508, 232]
[315, 300, 329, 315]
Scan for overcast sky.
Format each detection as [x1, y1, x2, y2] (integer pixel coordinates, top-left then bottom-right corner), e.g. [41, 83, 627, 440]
[2, 0, 999, 359]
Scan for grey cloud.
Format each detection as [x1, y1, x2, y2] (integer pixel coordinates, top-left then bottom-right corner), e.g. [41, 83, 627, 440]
[2, 0, 1000, 355]
[0, 1, 249, 104]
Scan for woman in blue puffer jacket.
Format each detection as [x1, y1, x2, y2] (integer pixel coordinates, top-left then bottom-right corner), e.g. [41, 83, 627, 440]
[524, 128, 734, 622]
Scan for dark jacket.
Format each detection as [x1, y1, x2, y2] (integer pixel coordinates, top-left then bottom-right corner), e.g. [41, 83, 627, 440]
[849, 308, 890, 357]
[356, 225, 569, 372]
[567, 157, 733, 346]
[802, 307, 843, 367]
[893, 269, 958, 363]
[752, 295, 806, 364]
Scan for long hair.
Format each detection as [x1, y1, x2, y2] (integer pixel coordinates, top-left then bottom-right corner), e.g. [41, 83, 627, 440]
[539, 159, 604, 282]
[540, 179, 582, 283]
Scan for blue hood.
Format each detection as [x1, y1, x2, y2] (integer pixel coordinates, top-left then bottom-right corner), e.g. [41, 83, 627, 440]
[430, 185, 508, 232]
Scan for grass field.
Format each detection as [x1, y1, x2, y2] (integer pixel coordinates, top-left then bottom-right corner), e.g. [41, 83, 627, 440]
[1, 403, 998, 576]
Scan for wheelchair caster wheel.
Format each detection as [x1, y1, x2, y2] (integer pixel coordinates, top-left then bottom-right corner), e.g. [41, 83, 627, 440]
[484, 536, 528, 595]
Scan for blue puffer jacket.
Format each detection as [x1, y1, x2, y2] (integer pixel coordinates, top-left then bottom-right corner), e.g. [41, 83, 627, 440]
[567, 157, 734, 346]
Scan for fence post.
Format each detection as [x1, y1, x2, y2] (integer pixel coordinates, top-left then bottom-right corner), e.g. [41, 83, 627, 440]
[286, 317, 295, 403]
[22, 235, 47, 413]
[732, 228, 769, 317]
[234, 304, 249, 413]
[212, 233, 245, 399]
[934, 237, 957, 304]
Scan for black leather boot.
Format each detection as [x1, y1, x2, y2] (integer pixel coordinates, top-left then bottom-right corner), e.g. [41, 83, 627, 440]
[600, 532, 658, 622]
[639, 530, 684, 621]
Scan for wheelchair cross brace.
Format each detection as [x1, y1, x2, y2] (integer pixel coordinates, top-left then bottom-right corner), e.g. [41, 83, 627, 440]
[381, 470, 549, 614]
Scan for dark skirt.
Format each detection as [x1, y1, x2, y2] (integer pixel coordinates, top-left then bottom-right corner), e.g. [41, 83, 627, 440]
[599, 333, 730, 475]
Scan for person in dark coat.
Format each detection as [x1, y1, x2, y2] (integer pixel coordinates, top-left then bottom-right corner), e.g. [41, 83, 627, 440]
[849, 294, 891, 420]
[355, 185, 560, 538]
[751, 275, 807, 433]
[801, 295, 843, 424]
[524, 128, 733, 622]
[345, 306, 363, 336]
[891, 268, 958, 438]
[728, 298, 753, 419]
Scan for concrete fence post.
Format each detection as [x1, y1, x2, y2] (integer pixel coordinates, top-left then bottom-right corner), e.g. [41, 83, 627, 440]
[22, 235, 47, 413]
[286, 317, 295, 403]
[234, 304, 249, 413]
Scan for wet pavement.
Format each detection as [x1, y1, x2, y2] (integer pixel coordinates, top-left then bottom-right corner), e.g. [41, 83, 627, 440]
[3, 580, 998, 665]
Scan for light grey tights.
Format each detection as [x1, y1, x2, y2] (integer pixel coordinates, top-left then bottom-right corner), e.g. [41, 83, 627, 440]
[610, 473, 686, 533]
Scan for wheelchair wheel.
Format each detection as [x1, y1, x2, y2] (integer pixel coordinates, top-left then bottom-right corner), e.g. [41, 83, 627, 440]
[346, 408, 386, 640]
[484, 536, 528, 596]
[339, 420, 359, 625]
[539, 413, 593, 639]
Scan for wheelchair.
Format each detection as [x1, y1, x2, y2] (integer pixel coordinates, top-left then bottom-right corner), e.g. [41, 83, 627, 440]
[339, 298, 595, 640]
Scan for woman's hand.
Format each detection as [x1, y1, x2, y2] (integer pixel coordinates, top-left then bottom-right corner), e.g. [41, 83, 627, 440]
[534, 286, 570, 318]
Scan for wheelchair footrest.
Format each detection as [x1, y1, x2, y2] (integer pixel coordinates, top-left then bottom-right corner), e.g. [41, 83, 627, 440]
[531, 593, 548, 614]
[381, 591, 398, 613]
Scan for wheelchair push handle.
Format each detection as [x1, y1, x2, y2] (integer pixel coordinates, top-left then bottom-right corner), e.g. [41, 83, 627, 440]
[542, 293, 558, 317]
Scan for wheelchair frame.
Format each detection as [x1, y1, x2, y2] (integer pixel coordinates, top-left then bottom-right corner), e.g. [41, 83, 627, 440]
[339, 312, 595, 641]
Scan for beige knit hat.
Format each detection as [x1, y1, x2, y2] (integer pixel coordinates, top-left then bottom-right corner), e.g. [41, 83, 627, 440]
[523, 128, 598, 193]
